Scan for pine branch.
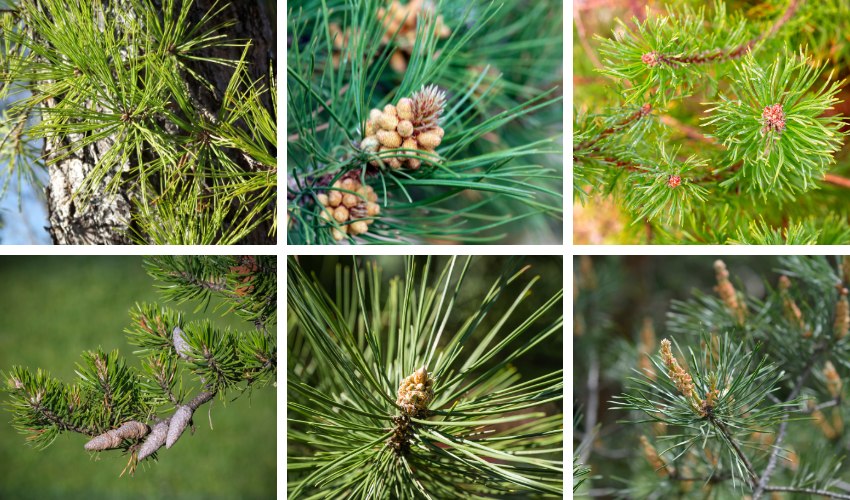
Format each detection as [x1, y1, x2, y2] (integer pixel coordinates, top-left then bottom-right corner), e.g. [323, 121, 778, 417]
[763, 486, 850, 499]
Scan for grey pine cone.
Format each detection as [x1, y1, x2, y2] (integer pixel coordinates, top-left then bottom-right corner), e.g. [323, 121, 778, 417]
[166, 405, 193, 449]
[137, 420, 169, 460]
[172, 326, 191, 360]
[84, 421, 149, 451]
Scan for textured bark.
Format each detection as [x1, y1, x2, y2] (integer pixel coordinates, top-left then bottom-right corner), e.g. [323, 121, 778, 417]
[43, 0, 276, 244]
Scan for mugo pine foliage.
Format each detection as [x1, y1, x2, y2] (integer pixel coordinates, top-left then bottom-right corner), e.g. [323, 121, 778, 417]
[287, 0, 563, 244]
[2, 256, 276, 475]
[576, 255, 850, 499]
[574, 0, 850, 244]
[0, 0, 276, 244]
[287, 255, 563, 497]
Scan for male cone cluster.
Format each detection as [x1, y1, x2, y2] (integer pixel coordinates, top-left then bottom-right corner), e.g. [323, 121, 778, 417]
[360, 85, 446, 170]
[318, 177, 380, 241]
[378, 0, 451, 73]
[396, 366, 434, 416]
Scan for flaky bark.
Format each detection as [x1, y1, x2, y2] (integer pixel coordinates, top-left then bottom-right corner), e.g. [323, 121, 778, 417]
[42, 0, 275, 244]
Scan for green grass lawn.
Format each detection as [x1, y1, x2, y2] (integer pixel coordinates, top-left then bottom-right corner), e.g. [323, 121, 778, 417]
[0, 256, 276, 500]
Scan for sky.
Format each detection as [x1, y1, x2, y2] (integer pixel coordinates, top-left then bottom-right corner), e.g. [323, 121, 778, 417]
[0, 168, 51, 245]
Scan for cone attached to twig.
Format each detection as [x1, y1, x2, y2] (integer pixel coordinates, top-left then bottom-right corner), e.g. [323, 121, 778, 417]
[166, 405, 193, 449]
[84, 421, 149, 451]
[137, 420, 169, 460]
[173, 326, 191, 360]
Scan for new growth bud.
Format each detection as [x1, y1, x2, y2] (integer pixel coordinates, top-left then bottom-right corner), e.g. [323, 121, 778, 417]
[824, 361, 843, 399]
[761, 103, 786, 134]
[396, 366, 434, 417]
[714, 260, 746, 325]
[640, 435, 669, 476]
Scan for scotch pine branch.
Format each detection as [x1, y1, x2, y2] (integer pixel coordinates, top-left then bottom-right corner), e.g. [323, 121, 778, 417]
[576, 1, 850, 243]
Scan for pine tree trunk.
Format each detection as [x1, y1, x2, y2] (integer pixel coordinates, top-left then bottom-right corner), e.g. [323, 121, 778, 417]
[43, 0, 276, 244]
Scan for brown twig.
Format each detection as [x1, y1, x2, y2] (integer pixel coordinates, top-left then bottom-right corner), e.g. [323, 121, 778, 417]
[577, 103, 652, 152]
[652, 0, 803, 67]
[763, 486, 850, 499]
[824, 173, 850, 189]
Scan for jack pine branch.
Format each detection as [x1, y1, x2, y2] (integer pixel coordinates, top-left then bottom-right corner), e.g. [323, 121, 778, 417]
[2, 255, 276, 475]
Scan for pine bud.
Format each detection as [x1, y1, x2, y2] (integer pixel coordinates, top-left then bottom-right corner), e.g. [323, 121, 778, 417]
[166, 405, 193, 449]
[317, 177, 380, 241]
[761, 103, 786, 134]
[396, 366, 434, 416]
[812, 407, 838, 440]
[349, 221, 369, 235]
[417, 131, 442, 149]
[360, 136, 379, 152]
[342, 195, 360, 210]
[328, 188, 342, 208]
[824, 361, 842, 399]
[660, 339, 700, 410]
[713, 260, 746, 325]
[640, 435, 668, 476]
[173, 326, 190, 360]
[137, 420, 168, 460]
[836, 289, 850, 339]
[642, 51, 659, 68]
[333, 206, 349, 223]
[369, 108, 383, 122]
[667, 175, 681, 189]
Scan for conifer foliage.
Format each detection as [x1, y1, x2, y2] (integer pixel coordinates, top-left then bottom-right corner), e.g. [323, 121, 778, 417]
[575, 255, 850, 499]
[574, 1, 850, 244]
[0, 0, 276, 244]
[288, 0, 563, 244]
[288, 255, 563, 497]
[3, 256, 276, 475]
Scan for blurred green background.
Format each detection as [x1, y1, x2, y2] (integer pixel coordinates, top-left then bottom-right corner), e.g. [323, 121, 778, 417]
[0, 256, 275, 500]
[292, 255, 563, 387]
